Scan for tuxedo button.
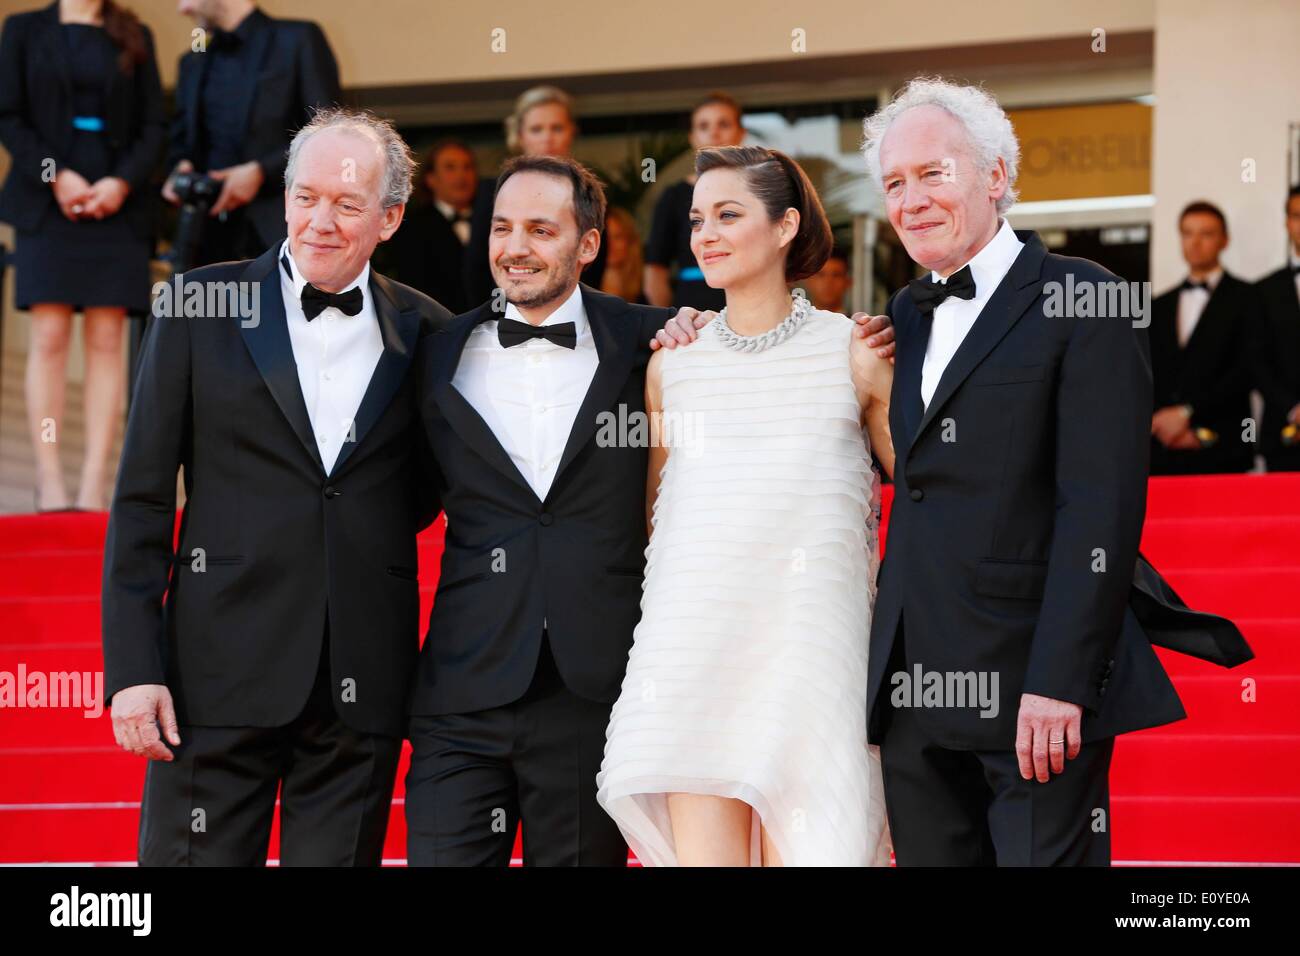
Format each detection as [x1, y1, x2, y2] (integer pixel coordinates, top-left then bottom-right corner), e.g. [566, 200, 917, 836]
[323, 485, 340, 498]
[538, 512, 554, 526]
[909, 488, 924, 501]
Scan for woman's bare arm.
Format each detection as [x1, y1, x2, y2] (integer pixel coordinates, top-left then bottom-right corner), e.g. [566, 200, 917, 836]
[645, 349, 670, 538]
[850, 331, 895, 480]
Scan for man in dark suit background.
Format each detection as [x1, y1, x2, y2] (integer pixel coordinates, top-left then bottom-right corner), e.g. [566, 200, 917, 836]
[103, 108, 452, 866]
[1254, 185, 1300, 471]
[379, 138, 477, 313]
[162, 0, 339, 265]
[1148, 201, 1259, 474]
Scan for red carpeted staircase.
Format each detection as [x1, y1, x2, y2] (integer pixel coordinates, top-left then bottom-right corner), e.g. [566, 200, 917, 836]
[1, 474, 1297, 865]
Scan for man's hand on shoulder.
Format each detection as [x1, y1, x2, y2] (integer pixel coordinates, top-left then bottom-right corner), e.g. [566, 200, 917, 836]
[650, 307, 716, 350]
[850, 312, 896, 363]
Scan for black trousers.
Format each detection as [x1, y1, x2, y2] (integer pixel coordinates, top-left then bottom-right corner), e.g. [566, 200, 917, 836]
[877, 622, 1115, 866]
[405, 633, 627, 866]
[137, 632, 402, 866]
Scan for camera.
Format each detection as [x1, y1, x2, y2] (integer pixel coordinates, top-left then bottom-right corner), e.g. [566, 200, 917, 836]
[165, 171, 222, 274]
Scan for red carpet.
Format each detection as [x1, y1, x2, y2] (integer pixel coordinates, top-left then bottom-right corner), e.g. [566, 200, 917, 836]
[1, 473, 1297, 865]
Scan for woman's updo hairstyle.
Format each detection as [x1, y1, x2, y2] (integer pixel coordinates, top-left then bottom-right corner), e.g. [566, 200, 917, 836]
[694, 145, 832, 282]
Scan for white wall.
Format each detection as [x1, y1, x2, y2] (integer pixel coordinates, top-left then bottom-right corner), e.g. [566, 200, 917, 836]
[1151, 0, 1300, 290]
[106, 0, 1155, 88]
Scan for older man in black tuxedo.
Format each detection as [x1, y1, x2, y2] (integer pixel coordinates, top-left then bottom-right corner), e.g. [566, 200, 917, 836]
[103, 108, 452, 866]
[858, 78, 1249, 866]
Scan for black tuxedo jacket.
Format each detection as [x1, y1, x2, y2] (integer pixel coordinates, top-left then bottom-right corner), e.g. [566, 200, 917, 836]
[410, 285, 673, 715]
[101, 245, 453, 737]
[1254, 264, 1300, 470]
[0, 2, 164, 238]
[380, 203, 470, 314]
[1148, 272, 1259, 474]
[167, 10, 339, 247]
[868, 231, 1249, 751]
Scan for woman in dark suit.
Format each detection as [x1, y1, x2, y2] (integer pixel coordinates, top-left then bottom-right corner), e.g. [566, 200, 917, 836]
[0, 0, 163, 511]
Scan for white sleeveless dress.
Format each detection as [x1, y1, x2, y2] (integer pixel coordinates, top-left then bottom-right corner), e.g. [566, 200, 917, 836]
[595, 307, 891, 866]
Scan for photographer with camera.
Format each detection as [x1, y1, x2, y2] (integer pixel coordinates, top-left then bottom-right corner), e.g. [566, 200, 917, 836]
[162, 0, 340, 269]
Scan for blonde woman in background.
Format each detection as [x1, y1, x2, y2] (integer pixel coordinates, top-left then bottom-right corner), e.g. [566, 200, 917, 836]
[465, 85, 609, 304]
[600, 206, 646, 303]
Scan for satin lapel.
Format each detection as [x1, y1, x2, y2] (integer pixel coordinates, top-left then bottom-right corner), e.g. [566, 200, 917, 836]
[1172, 278, 1234, 395]
[237, 247, 325, 473]
[893, 300, 930, 456]
[181, 47, 211, 159]
[547, 285, 640, 502]
[232, 25, 274, 144]
[35, 5, 73, 102]
[431, 307, 540, 504]
[1282, 278, 1300, 376]
[328, 271, 420, 478]
[911, 234, 1048, 451]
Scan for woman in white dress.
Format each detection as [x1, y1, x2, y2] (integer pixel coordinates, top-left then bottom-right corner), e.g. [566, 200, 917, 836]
[596, 145, 895, 865]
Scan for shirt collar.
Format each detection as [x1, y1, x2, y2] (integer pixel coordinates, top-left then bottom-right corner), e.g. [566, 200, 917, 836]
[501, 282, 587, 337]
[1184, 267, 1224, 291]
[434, 198, 470, 222]
[230, 6, 266, 42]
[280, 239, 371, 312]
[1288, 247, 1300, 270]
[930, 217, 1024, 294]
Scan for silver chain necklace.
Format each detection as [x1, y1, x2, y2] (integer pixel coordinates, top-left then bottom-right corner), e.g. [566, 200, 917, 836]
[711, 292, 812, 353]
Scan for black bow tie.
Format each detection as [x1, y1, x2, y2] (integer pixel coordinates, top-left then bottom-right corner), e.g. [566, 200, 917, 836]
[1180, 278, 1211, 293]
[301, 283, 364, 321]
[497, 317, 577, 349]
[909, 265, 977, 314]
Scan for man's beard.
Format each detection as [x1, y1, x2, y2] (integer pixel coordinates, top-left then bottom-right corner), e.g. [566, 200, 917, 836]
[496, 244, 580, 309]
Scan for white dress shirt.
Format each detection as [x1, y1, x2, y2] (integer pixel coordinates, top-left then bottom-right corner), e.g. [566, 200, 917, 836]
[1176, 266, 1223, 348]
[435, 198, 472, 246]
[279, 239, 384, 474]
[452, 283, 598, 501]
[920, 218, 1025, 409]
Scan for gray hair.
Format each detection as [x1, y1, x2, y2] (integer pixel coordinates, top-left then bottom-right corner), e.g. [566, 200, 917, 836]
[284, 106, 416, 208]
[861, 77, 1021, 215]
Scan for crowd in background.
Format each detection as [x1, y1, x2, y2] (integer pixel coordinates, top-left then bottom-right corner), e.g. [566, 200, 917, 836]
[2, 0, 1299, 515]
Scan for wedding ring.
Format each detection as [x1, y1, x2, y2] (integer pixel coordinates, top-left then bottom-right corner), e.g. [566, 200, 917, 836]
[1049, 737, 1065, 745]
[72, 204, 83, 214]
